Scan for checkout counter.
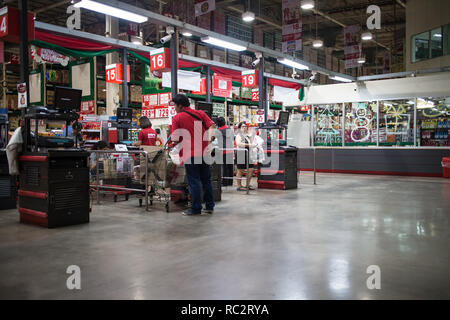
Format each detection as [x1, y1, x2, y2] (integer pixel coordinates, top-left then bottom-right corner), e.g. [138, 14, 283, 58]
[258, 111, 298, 190]
[18, 86, 90, 228]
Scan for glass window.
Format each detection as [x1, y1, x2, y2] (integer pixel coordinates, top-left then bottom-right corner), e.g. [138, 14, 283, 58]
[430, 27, 443, 59]
[344, 102, 377, 146]
[314, 104, 343, 146]
[417, 97, 450, 147]
[379, 100, 415, 146]
[412, 31, 430, 62]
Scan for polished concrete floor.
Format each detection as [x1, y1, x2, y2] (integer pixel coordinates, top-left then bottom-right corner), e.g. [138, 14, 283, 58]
[0, 172, 449, 300]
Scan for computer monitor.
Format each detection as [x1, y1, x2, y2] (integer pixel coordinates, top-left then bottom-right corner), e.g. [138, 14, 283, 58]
[277, 111, 290, 126]
[54, 86, 82, 112]
[117, 108, 133, 122]
[196, 101, 213, 118]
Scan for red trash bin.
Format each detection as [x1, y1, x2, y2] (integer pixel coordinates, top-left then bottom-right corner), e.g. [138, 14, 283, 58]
[442, 157, 450, 178]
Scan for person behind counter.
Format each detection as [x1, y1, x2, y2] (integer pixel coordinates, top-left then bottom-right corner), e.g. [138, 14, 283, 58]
[133, 116, 157, 147]
[235, 122, 256, 191]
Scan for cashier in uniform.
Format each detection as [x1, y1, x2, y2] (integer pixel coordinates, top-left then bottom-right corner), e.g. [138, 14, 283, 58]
[133, 116, 157, 147]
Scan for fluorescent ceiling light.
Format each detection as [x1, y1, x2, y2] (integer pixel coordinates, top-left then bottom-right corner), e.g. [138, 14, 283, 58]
[329, 75, 353, 83]
[301, 0, 315, 10]
[361, 32, 373, 41]
[181, 30, 193, 37]
[74, 0, 148, 23]
[357, 57, 366, 64]
[201, 36, 247, 51]
[242, 11, 255, 22]
[433, 33, 442, 38]
[312, 39, 323, 48]
[407, 100, 415, 105]
[278, 58, 309, 70]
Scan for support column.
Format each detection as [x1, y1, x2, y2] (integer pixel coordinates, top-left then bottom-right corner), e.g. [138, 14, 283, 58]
[18, 0, 29, 108]
[206, 65, 211, 103]
[170, 28, 178, 98]
[105, 16, 120, 116]
[122, 48, 128, 108]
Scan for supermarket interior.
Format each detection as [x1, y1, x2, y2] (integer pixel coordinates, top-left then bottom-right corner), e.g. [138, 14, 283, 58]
[0, 0, 449, 301]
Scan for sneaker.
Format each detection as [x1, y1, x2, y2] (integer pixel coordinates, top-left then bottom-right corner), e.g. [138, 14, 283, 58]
[202, 209, 214, 214]
[182, 210, 201, 216]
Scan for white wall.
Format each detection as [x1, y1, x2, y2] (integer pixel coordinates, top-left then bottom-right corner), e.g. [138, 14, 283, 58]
[303, 72, 450, 105]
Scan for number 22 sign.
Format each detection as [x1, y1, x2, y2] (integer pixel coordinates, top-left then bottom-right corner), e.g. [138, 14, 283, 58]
[150, 48, 171, 72]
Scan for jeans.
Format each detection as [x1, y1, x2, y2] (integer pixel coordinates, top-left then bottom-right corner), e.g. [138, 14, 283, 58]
[184, 157, 215, 214]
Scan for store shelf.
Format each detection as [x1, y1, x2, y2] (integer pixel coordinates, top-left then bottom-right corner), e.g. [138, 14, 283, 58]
[81, 129, 101, 132]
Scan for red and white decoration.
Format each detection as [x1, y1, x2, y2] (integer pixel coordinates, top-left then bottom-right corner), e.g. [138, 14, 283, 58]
[30, 45, 69, 66]
[282, 0, 302, 53]
[344, 25, 361, 69]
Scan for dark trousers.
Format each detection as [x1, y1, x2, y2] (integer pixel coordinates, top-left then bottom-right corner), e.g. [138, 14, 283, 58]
[222, 153, 234, 186]
[184, 157, 215, 213]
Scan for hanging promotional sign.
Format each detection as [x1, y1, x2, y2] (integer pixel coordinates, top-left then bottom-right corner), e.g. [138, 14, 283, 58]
[192, 78, 208, 95]
[242, 70, 258, 88]
[251, 89, 259, 102]
[17, 83, 27, 109]
[282, 0, 302, 53]
[254, 110, 265, 124]
[0, 6, 35, 43]
[80, 100, 95, 115]
[150, 48, 171, 72]
[30, 45, 69, 66]
[142, 92, 172, 108]
[162, 70, 201, 92]
[344, 25, 361, 69]
[213, 74, 232, 98]
[105, 63, 130, 84]
[195, 0, 215, 17]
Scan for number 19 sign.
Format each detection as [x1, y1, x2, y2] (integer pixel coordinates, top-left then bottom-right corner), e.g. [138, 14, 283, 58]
[150, 48, 171, 72]
[242, 70, 258, 88]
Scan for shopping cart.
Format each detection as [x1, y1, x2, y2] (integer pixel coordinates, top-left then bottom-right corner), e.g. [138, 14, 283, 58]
[138, 144, 187, 212]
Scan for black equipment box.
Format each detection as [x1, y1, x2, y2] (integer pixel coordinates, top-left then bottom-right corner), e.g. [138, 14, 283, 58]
[0, 150, 17, 210]
[258, 146, 298, 190]
[18, 149, 90, 228]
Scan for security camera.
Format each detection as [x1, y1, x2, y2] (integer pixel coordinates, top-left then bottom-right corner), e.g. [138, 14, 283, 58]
[160, 34, 172, 44]
[252, 58, 260, 68]
[308, 71, 317, 82]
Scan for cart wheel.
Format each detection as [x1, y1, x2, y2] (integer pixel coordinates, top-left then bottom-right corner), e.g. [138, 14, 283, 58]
[139, 199, 142, 207]
[114, 195, 117, 202]
[165, 202, 169, 212]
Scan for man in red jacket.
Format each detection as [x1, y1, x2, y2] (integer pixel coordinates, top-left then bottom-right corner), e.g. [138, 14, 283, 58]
[171, 94, 215, 216]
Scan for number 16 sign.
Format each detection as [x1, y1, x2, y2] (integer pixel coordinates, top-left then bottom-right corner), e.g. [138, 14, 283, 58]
[150, 48, 171, 72]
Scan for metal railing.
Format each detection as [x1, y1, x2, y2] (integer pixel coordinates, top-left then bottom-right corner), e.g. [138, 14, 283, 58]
[89, 150, 150, 211]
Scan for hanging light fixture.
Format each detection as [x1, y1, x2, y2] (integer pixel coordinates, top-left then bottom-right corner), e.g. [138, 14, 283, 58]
[242, 11, 255, 22]
[313, 39, 323, 48]
[357, 56, 366, 64]
[242, 0, 255, 22]
[74, 0, 148, 23]
[301, 0, 315, 10]
[312, 6, 323, 48]
[361, 32, 373, 41]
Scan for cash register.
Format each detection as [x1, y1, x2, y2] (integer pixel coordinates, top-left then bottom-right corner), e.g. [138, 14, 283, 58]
[18, 86, 90, 228]
[258, 111, 298, 190]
